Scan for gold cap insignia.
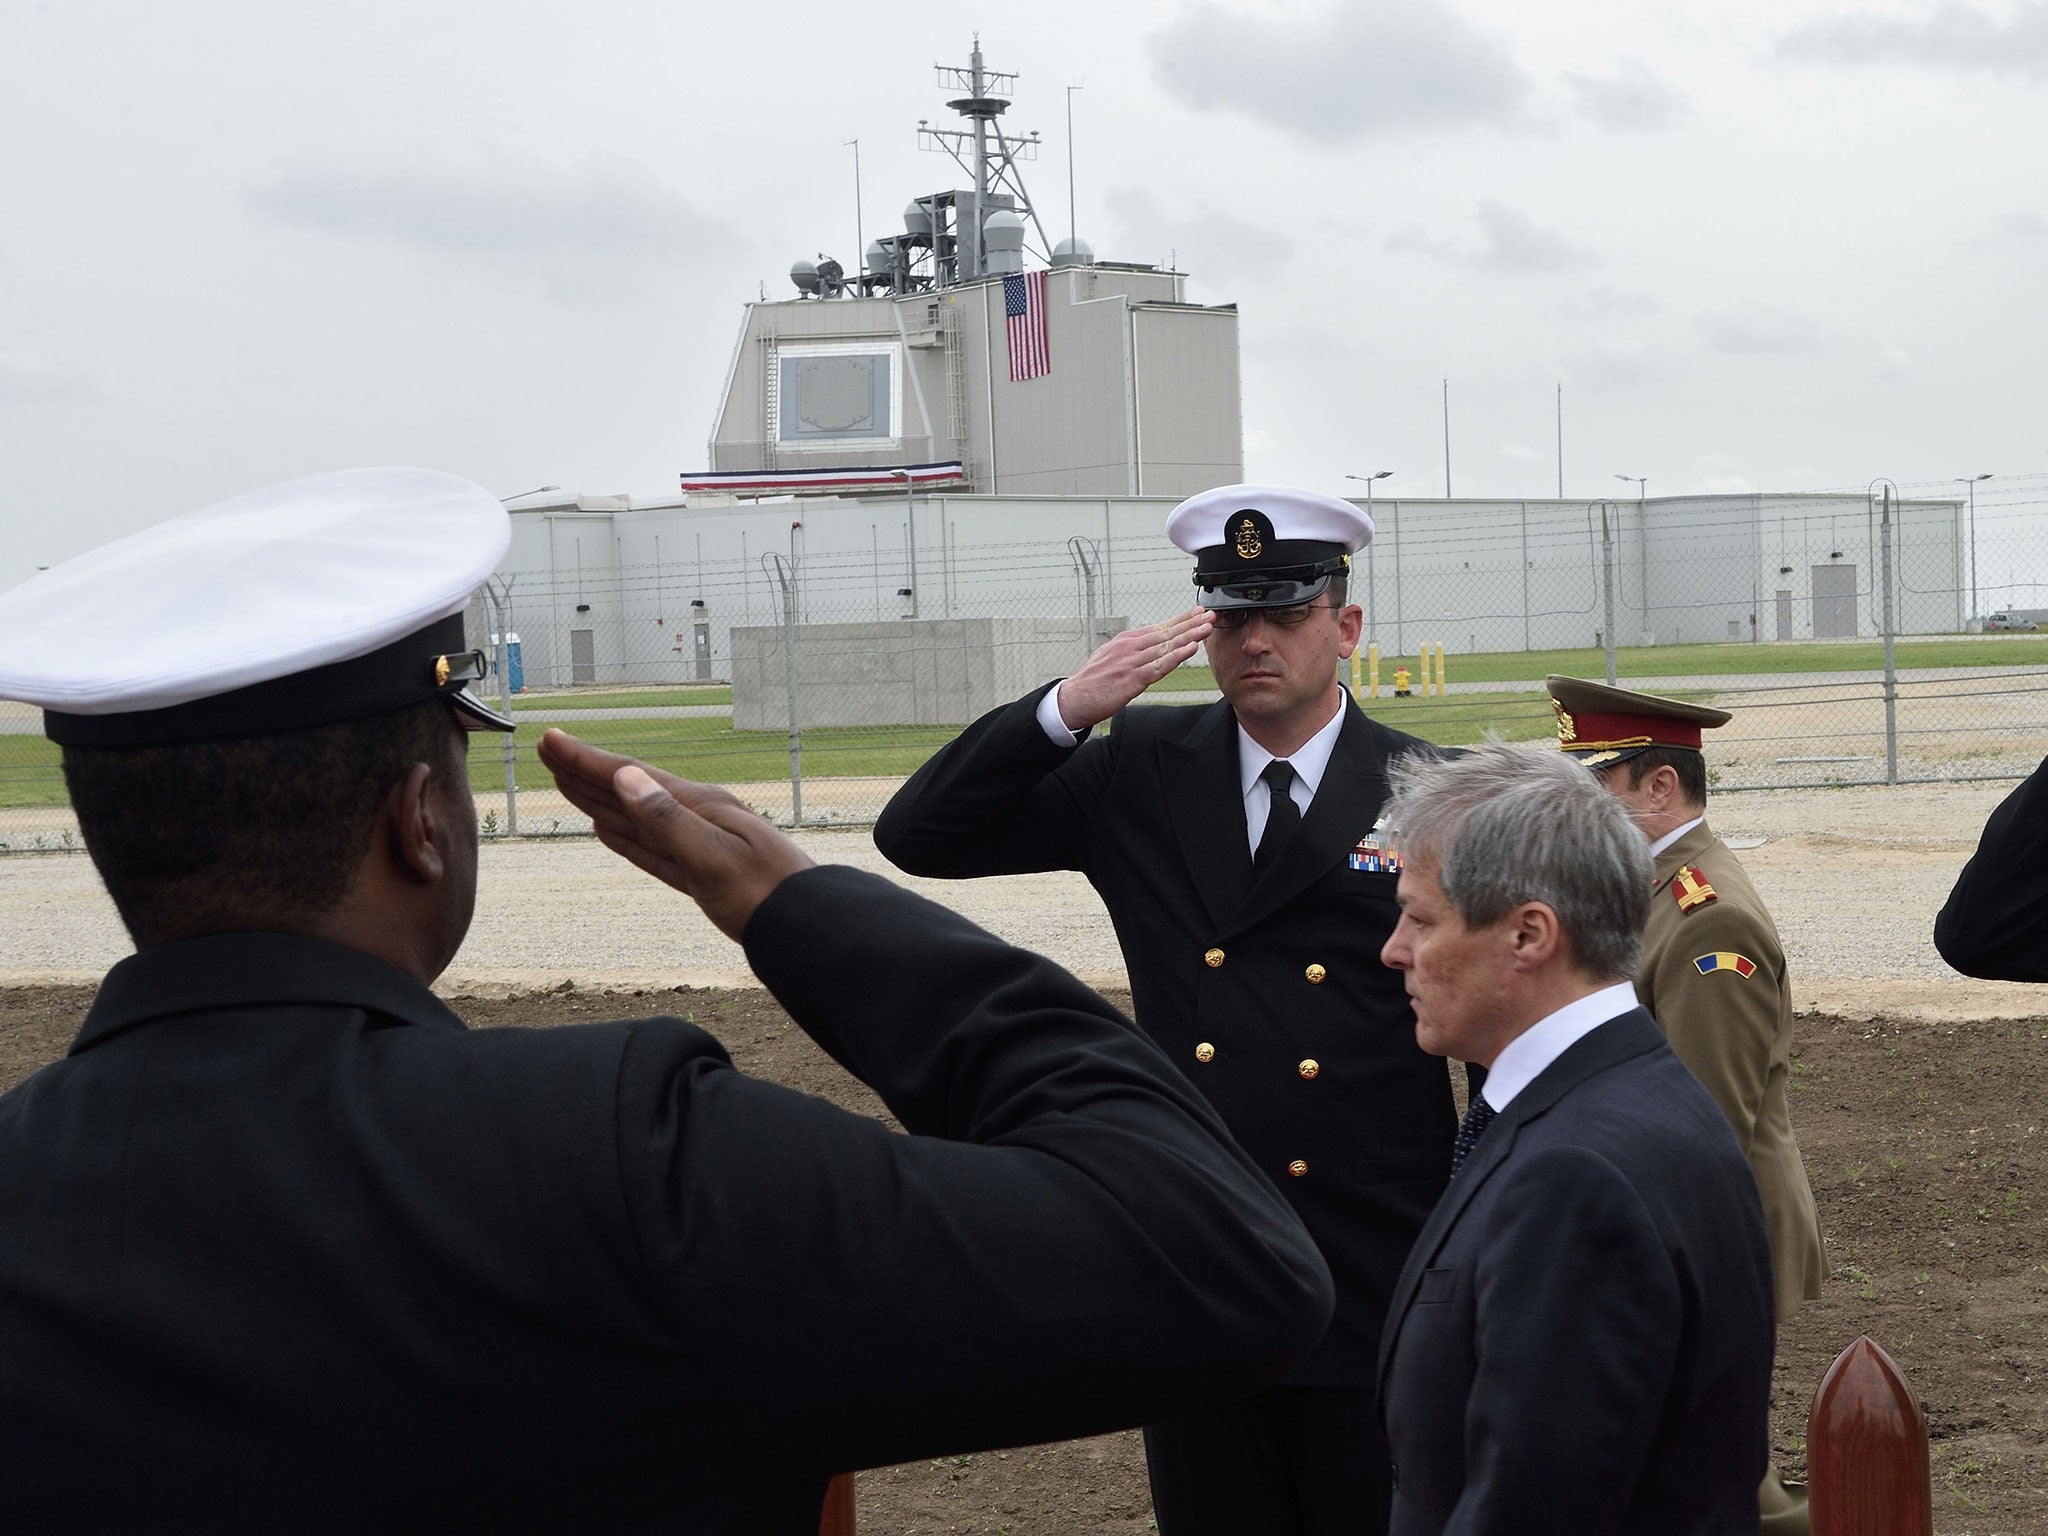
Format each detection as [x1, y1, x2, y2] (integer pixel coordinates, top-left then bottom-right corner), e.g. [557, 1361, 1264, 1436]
[1234, 516, 1262, 561]
[1551, 698, 1577, 744]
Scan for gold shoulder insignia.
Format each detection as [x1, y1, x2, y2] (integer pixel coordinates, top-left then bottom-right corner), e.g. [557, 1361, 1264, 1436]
[1672, 865, 1718, 914]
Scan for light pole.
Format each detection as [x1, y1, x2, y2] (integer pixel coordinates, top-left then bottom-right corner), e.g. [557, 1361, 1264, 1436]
[891, 469, 918, 617]
[1345, 472, 1393, 649]
[1955, 474, 1993, 625]
[1615, 475, 1648, 634]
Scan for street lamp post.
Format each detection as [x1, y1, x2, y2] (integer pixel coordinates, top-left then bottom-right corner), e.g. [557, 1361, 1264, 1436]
[1615, 475, 1648, 636]
[1344, 472, 1394, 649]
[1955, 474, 1993, 625]
[892, 469, 918, 617]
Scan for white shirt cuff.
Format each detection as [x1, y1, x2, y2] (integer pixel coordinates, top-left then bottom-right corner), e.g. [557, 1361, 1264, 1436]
[1036, 681, 1088, 747]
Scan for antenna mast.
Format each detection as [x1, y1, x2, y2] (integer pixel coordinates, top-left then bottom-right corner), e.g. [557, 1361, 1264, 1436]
[918, 36, 1050, 277]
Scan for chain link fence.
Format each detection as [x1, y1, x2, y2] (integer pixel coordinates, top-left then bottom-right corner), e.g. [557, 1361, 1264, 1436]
[5, 484, 2047, 847]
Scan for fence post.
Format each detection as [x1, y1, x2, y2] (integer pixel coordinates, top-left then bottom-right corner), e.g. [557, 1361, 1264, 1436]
[1807, 1334, 1933, 1536]
[818, 1472, 856, 1536]
[767, 552, 803, 827]
[484, 578, 519, 836]
[1599, 502, 1619, 685]
[1879, 484, 1899, 783]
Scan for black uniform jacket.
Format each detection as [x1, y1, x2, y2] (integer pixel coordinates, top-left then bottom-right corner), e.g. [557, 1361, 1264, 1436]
[0, 867, 1333, 1534]
[1935, 751, 2048, 980]
[875, 684, 1458, 1386]
[1376, 1009, 1776, 1536]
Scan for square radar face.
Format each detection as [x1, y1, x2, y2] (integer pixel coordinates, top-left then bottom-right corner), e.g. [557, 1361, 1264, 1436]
[776, 343, 900, 446]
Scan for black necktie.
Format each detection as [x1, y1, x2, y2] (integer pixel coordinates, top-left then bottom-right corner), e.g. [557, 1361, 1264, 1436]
[1254, 760, 1299, 871]
[1450, 1096, 1497, 1179]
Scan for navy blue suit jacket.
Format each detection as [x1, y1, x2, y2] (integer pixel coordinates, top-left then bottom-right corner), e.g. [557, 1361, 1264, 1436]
[1376, 1009, 1775, 1536]
[877, 684, 1456, 1385]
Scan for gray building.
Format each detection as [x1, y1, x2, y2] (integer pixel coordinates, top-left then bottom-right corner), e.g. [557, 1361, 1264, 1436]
[699, 38, 1241, 499]
[486, 489, 1964, 691]
[708, 266, 1241, 496]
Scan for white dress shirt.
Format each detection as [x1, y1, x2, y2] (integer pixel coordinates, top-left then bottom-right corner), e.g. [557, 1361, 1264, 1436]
[1480, 980, 1641, 1112]
[1235, 706, 1344, 855]
[1648, 815, 1705, 860]
[1036, 680, 1346, 856]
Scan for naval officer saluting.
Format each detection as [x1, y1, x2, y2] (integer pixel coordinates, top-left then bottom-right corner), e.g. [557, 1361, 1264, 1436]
[0, 469, 1336, 1531]
[877, 485, 1458, 1535]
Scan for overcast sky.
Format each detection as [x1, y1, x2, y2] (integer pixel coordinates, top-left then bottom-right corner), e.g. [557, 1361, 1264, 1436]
[6, 0, 2045, 589]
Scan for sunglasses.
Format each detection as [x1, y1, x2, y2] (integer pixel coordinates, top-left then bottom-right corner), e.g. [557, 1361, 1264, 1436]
[1210, 603, 1340, 632]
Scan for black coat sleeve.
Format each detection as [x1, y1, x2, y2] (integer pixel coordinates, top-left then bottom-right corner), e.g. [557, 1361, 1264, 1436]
[612, 866, 1335, 1472]
[872, 682, 1121, 877]
[1935, 754, 2048, 980]
[1454, 1148, 1685, 1534]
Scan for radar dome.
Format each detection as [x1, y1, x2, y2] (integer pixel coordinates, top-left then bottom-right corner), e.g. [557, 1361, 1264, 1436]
[1051, 236, 1095, 268]
[790, 258, 821, 295]
[865, 240, 889, 274]
[983, 210, 1027, 274]
[903, 200, 935, 238]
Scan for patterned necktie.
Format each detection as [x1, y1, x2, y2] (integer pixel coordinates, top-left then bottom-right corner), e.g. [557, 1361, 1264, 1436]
[1450, 1096, 1497, 1179]
[1254, 760, 1299, 871]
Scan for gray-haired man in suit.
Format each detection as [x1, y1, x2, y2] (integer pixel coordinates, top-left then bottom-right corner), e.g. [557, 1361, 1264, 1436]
[1375, 743, 1776, 1536]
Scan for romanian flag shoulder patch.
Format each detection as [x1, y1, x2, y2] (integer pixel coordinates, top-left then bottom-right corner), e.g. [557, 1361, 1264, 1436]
[1693, 951, 1757, 978]
[1672, 866, 1718, 913]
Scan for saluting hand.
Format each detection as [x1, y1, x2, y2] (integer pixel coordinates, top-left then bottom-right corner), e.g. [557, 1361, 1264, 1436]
[536, 729, 815, 941]
[1054, 607, 1215, 733]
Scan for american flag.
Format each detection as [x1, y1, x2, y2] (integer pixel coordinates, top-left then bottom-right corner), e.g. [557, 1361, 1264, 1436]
[1004, 271, 1051, 381]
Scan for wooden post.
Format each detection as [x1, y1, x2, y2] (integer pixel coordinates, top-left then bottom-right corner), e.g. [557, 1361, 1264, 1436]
[1808, 1335, 1932, 1536]
[817, 1472, 856, 1536]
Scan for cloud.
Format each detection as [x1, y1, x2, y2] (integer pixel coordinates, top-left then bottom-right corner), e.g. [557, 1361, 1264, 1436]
[1561, 59, 1686, 130]
[1559, 285, 1658, 319]
[245, 150, 733, 300]
[1109, 186, 1294, 284]
[1147, 1, 1531, 140]
[0, 351, 99, 406]
[1776, 1, 2048, 79]
[1565, 339, 1657, 392]
[1697, 306, 1836, 355]
[1387, 199, 1597, 274]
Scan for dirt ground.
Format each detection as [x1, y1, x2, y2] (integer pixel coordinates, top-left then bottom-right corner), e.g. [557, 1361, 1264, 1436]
[5, 983, 2044, 1535]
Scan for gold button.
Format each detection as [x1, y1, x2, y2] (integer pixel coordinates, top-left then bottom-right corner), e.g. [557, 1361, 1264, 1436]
[1298, 1059, 1320, 1080]
[1288, 1159, 1309, 1178]
[1305, 963, 1327, 984]
[1204, 947, 1225, 968]
[1195, 1042, 1216, 1063]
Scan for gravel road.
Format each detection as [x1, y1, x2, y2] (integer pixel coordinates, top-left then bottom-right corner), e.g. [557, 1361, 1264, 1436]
[3, 775, 2041, 1020]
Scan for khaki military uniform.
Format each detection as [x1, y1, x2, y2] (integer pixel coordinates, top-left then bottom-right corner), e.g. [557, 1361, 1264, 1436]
[1640, 820, 1828, 1315]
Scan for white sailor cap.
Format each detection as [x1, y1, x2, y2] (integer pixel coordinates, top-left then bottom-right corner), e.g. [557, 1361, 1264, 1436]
[0, 468, 516, 746]
[1164, 484, 1374, 610]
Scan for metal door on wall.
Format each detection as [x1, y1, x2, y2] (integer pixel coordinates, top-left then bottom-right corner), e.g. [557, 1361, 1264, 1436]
[1776, 589, 1794, 642]
[1811, 564, 1858, 639]
[570, 628, 596, 685]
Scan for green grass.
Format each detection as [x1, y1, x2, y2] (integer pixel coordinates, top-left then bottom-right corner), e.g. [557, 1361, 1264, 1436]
[472, 718, 962, 790]
[1152, 634, 2048, 693]
[511, 686, 732, 710]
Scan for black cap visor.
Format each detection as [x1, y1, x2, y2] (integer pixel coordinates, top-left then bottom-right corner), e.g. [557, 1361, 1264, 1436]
[46, 615, 516, 746]
[449, 684, 516, 733]
[1192, 550, 1348, 611]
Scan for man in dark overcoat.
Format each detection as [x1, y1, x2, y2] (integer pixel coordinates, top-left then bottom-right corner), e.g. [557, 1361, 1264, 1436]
[1375, 743, 1775, 1535]
[0, 469, 1335, 1532]
[876, 484, 1458, 1535]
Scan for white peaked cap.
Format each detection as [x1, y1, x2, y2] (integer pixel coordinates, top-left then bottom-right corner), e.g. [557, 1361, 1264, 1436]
[0, 467, 509, 722]
[1164, 484, 1374, 556]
